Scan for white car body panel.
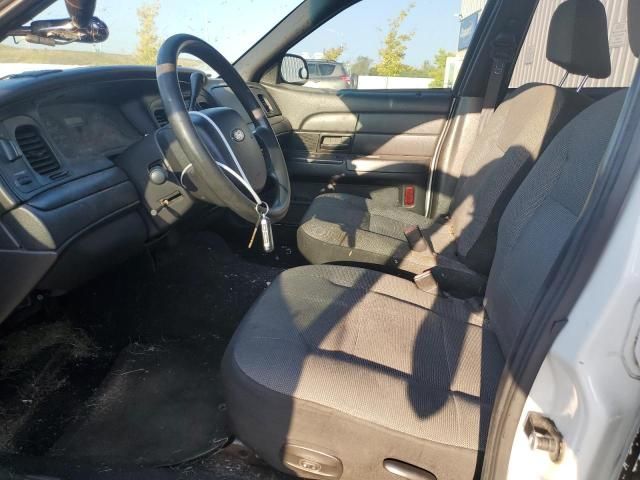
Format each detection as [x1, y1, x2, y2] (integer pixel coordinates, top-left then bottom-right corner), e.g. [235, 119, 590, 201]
[507, 135, 640, 479]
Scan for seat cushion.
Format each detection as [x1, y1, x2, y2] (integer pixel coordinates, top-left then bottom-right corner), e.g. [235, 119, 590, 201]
[297, 193, 455, 274]
[223, 265, 505, 480]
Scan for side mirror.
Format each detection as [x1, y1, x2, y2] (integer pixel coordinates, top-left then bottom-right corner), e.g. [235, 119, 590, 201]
[280, 54, 309, 86]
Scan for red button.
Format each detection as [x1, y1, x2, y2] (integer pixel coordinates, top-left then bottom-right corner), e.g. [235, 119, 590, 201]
[404, 186, 415, 207]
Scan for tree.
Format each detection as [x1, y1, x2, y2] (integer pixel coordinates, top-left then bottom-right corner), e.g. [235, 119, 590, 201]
[135, 1, 161, 65]
[350, 56, 374, 75]
[374, 2, 415, 77]
[423, 48, 455, 87]
[323, 45, 346, 62]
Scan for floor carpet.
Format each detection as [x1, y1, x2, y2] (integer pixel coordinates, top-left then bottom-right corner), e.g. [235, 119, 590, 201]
[0, 230, 299, 478]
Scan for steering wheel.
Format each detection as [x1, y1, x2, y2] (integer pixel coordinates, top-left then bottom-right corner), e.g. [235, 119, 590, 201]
[156, 34, 290, 223]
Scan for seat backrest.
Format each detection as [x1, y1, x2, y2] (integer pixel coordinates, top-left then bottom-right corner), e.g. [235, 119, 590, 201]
[484, 89, 628, 353]
[447, 0, 611, 274]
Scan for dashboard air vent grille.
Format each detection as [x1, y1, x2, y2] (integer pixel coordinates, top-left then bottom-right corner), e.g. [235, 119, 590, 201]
[154, 109, 168, 127]
[15, 125, 60, 176]
[256, 93, 273, 115]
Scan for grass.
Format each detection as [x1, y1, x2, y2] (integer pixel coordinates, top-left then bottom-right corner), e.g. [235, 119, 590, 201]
[0, 44, 204, 68]
[0, 44, 139, 66]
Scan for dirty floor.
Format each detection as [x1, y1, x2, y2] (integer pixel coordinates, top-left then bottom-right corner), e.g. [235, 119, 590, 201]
[0, 229, 302, 479]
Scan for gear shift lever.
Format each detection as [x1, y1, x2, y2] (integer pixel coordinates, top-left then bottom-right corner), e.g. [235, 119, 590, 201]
[188, 72, 206, 111]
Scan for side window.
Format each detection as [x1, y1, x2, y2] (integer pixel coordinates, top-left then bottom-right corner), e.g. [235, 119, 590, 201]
[511, 0, 638, 88]
[286, 0, 485, 90]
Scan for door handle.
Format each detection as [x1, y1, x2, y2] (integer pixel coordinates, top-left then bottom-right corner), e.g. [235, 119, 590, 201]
[320, 135, 352, 150]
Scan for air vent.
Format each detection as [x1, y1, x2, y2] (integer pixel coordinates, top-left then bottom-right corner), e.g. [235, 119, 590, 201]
[14, 125, 60, 176]
[182, 91, 191, 108]
[256, 93, 273, 115]
[154, 109, 168, 127]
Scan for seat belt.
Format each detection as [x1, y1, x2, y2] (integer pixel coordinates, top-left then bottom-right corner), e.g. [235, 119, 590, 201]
[403, 225, 429, 253]
[431, 32, 517, 220]
[479, 32, 517, 130]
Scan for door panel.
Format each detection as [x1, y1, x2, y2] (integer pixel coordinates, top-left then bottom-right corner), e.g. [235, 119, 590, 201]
[263, 83, 453, 224]
[356, 112, 446, 134]
[301, 113, 357, 131]
[351, 133, 438, 158]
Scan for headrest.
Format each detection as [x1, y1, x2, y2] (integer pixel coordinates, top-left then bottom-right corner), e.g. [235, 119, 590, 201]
[629, 0, 640, 57]
[546, 0, 611, 78]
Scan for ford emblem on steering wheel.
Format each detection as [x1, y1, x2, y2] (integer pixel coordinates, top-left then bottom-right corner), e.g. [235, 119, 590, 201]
[231, 128, 245, 142]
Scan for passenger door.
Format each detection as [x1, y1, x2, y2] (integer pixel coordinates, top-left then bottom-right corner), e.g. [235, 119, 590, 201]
[262, 0, 480, 224]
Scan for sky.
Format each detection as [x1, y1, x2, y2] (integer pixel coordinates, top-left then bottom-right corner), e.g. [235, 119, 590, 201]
[3, 0, 465, 67]
[291, 1, 463, 66]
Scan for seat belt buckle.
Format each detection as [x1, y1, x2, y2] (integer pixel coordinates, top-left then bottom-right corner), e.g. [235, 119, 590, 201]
[403, 225, 428, 253]
[414, 270, 438, 293]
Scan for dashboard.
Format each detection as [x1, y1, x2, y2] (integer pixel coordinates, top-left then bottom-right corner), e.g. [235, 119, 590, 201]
[0, 66, 290, 322]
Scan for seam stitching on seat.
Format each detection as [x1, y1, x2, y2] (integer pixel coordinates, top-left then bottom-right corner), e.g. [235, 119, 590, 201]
[240, 337, 488, 404]
[439, 319, 462, 446]
[300, 228, 430, 272]
[303, 271, 489, 327]
[500, 151, 567, 255]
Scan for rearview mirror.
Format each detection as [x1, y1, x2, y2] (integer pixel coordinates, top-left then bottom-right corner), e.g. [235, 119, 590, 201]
[280, 54, 309, 86]
[64, 0, 97, 29]
[7, 0, 108, 46]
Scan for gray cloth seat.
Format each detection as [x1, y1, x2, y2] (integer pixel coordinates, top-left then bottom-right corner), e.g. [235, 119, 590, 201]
[298, 0, 610, 276]
[297, 192, 446, 273]
[223, 2, 633, 480]
[224, 87, 629, 480]
[223, 266, 502, 479]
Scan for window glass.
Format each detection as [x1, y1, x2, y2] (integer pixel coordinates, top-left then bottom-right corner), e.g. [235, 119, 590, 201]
[287, 0, 486, 90]
[0, 0, 302, 78]
[510, 0, 638, 88]
[318, 64, 337, 76]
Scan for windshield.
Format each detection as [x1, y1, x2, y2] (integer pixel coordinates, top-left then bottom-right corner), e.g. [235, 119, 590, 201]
[0, 0, 303, 77]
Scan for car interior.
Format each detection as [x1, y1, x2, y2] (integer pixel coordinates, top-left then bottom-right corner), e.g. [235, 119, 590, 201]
[0, 0, 639, 479]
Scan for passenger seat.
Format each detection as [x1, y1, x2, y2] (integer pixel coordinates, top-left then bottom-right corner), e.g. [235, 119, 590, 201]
[297, 0, 611, 276]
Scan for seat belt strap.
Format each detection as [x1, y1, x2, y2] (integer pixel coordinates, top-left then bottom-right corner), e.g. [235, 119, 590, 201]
[403, 225, 429, 253]
[479, 32, 517, 129]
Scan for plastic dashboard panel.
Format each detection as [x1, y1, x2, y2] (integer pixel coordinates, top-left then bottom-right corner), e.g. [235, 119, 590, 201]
[0, 68, 191, 320]
[0, 67, 292, 322]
